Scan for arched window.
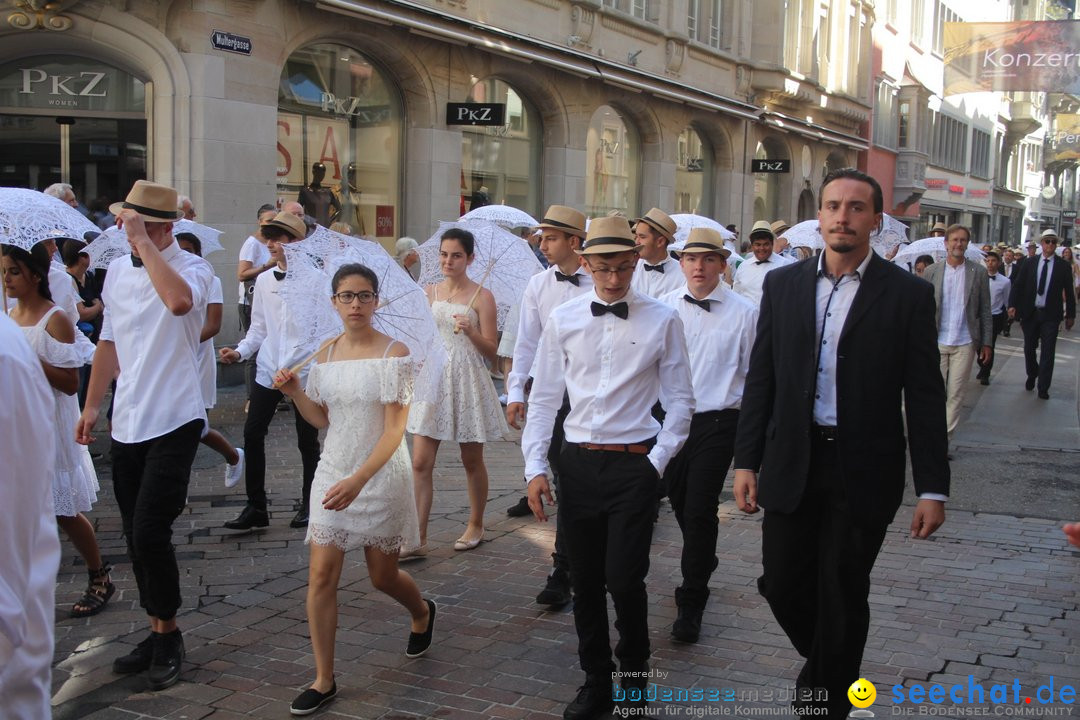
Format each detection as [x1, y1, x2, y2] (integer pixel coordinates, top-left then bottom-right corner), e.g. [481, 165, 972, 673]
[586, 105, 639, 216]
[277, 43, 403, 244]
[460, 78, 541, 217]
[675, 126, 711, 215]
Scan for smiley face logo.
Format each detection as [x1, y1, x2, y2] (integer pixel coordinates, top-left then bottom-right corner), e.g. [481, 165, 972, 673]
[848, 678, 876, 708]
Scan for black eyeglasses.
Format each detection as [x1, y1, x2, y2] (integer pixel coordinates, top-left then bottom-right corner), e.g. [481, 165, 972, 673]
[332, 291, 377, 304]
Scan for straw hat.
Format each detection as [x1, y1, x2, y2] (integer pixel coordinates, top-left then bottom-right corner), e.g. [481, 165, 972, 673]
[771, 220, 790, 236]
[109, 180, 183, 221]
[635, 208, 677, 243]
[260, 211, 307, 240]
[931, 221, 947, 233]
[1039, 228, 1059, 241]
[749, 220, 776, 241]
[576, 216, 643, 255]
[535, 205, 587, 238]
[670, 228, 732, 260]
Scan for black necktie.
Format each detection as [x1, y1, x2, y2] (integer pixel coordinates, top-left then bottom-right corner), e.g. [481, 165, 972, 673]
[554, 271, 580, 286]
[644, 263, 665, 273]
[683, 295, 711, 311]
[1037, 259, 1049, 296]
[131, 255, 143, 268]
[591, 301, 629, 319]
[274, 270, 286, 281]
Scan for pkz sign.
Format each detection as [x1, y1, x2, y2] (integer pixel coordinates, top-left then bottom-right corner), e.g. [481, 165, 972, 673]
[0, 60, 145, 113]
[751, 159, 790, 173]
[446, 102, 506, 127]
[210, 30, 252, 56]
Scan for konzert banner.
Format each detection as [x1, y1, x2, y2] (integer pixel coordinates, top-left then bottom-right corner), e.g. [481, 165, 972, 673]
[944, 21, 1080, 94]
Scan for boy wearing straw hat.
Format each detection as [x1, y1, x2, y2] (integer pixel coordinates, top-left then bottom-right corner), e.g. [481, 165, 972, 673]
[658, 229, 758, 644]
[75, 180, 214, 691]
[630, 207, 683, 297]
[505, 205, 592, 608]
[219, 212, 321, 531]
[523, 216, 694, 719]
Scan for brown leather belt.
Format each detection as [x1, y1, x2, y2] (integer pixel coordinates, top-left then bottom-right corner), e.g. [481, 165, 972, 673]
[579, 443, 651, 455]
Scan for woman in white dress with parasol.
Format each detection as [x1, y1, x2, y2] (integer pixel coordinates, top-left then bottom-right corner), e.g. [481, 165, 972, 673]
[274, 263, 434, 716]
[406, 227, 507, 554]
[2, 243, 114, 618]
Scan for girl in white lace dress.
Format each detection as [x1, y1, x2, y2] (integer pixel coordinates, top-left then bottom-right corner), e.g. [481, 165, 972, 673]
[406, 228, 507, 554]
[274, 264, 434, 716]
[2, 244, 113, 618]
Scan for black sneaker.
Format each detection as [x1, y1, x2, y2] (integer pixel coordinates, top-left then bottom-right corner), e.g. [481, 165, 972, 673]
[290, 508, 310, 528]
[564, 675, 614, 720]
[113, 632, 155, 674]
[535, 569, 571, 606]
[146, 629, 185, 691]
[506, 495, 531, 517]
[617, 679, 650, 716]
[671, 605, 703, 643]
[405, 599, 437, 658]
[290, 681, 337, 716]
[224, 505, 269, 530]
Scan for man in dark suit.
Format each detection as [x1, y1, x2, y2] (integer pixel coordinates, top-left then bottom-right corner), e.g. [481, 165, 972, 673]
[733, 168, 950, 718]
[1007, 229, 1076, 399]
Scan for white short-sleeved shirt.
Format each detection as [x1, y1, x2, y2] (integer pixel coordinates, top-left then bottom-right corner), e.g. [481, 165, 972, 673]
[198, 276, 224, 408]
[237, 235, 270, 304]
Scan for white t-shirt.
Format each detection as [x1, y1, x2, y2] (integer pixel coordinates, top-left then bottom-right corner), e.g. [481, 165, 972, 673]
[238, 235, 271, 304]
[199, 277, 224, 409]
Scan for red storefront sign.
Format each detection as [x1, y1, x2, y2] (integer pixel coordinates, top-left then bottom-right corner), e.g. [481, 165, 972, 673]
[375, 205, 394, 238]
[926, 178, 948, 189]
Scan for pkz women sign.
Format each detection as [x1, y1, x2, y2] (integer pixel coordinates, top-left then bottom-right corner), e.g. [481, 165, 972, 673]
[944, 21, 1080, 94]
[0, 57, 144, 113]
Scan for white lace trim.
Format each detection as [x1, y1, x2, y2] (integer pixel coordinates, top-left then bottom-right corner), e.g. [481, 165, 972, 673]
[306, 522, 406, 554]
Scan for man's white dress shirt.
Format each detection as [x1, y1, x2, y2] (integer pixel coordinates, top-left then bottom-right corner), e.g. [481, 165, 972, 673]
[987, 272, 1010, 315]
[659, 283, 758, 412]
[1034, 255, 1054, 309]
[630, 255, 685, 298]
[235, 268, 318, 390]
[733, 252, 792, 305]
[0, 314, 61, 720]
[506, 265, 593, 405]
[100, 241, 213, 444]
[938, 263, 971, 346]
[237, 235, 270, 303]
[522, 288, 695, 480]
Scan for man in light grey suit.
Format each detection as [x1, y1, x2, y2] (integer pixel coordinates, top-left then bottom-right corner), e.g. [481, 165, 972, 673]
[923, 224, 992, 441]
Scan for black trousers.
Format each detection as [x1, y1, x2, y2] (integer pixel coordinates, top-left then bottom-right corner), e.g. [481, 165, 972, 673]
[238, 304, 258, 398]
[758, 433, 889, 718]
[664, 409, 738, 610]
[112, 420, 203, 621]
[559, 443, 658, 677]
[1021, 310, 1061, 393]
[548, 395, 572, 573]
[243, 382, 320, 512]
[976, 313, 1006, 379]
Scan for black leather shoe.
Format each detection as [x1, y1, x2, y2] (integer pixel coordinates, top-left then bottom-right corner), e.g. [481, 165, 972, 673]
[979, 377, 990, 386]
[536, 569, 572, 606]
[672, 605, 703, 643]
[290, 508, 310, 528]
[564, 675, 614, 720]
[617, 679, 650, 716]
[291, 681, 337, 716]
[405, 599, 437, 658]
[1038, 390, 1050, 399]
[224, 505, 268, 530]
[113, 632, 155, 674]
[506, 495, 531, 517]
[1026, 376, 1037, 391]
[146, 630, 184, 691]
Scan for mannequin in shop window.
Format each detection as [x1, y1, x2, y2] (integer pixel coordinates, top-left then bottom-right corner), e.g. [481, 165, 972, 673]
[336, 162, 366, 236]
[298, 162, 341, 227]
[468, 174, 491, 211]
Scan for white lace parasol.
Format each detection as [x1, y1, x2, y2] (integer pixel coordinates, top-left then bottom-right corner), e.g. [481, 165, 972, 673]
[82, 226, 132, 271]
[892, 237, 985, 267]
[173, 219, 225, 257]
[0, 187, 99, 251]
[417, 219, 544, 330]
[671, 213, 736, 243]
[782, 220, 826, 251]
[279, 233, 447, 403]
[869, 213, 910, 257]
[460, 204, 539, 230]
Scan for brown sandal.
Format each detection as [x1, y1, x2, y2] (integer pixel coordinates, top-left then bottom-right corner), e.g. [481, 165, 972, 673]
[71, 563, 115, 618]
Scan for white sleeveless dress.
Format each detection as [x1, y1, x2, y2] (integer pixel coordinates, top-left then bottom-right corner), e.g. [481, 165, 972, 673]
[406, 292, 508, 443]
[304, 345, 421, 553]
[20, 306, 99, 517]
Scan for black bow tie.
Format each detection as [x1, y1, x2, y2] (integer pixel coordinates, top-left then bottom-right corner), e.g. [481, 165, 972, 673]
[273, 270, 286, 281]
[555, 271, 580, 286]
[131, 255, 143, 268]
[591, 301, 629, 319]
[683, 294, 711, 311]
[644, 263, 665, 273]
[755, 259, 770, 265]
[990, 275, 997, 280]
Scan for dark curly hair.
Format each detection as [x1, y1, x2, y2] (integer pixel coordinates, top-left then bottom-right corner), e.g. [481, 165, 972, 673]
[2, 243, 53, 301]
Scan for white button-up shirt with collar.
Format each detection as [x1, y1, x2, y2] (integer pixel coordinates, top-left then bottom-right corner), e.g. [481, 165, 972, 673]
[100, 240, 213, 444]
[732, 252, 792, 305]
[987, 272, 1011, 315]
[1034, 255, 1055, 308]
[630, 255, 685, 298]
[235, 267, 318, 390]
[659, 282, 758, 413]
[937, 262, 972, 346]
[506, 264, 593, 405]
[522, 288, 695, 480]
[813, 248, 873, 427]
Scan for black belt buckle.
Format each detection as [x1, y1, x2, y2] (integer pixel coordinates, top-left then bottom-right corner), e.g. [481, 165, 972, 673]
[813, 424, 837, 441]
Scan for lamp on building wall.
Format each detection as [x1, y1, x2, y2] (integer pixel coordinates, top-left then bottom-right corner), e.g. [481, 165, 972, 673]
[628, 49, 642, 66]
